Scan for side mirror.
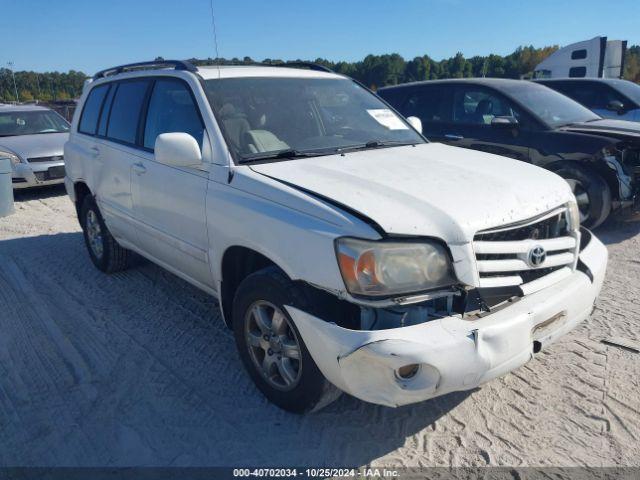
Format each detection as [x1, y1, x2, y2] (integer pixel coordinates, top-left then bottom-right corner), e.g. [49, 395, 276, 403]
[406, 116, 422, 134]
[606, 100, 625, 114]
[491, 116, 519, 128]
[154, 132, 202, 167]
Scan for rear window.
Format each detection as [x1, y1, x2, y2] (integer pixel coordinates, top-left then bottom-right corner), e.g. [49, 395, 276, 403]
[79, 84, 109, 135]
[106, 80, 150, 145]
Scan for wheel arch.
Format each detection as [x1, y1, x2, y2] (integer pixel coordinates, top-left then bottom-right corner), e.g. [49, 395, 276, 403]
[73, 181, 93, 219]
[546, 159, 621, 201]
[219, 245, 286, 328]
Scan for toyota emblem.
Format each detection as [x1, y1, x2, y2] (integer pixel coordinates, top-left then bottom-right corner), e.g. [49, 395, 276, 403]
[528, 246, 546, 267]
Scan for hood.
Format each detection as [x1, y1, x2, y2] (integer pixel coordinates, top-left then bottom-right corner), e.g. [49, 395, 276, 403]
[250, 143, 573, 243]
[559, 119, 640, 140]
[0, 133, 68, 161]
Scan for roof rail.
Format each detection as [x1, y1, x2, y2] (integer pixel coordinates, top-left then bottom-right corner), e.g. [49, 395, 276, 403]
[93, 60, 197, 80]
[274, 62, 334, 73]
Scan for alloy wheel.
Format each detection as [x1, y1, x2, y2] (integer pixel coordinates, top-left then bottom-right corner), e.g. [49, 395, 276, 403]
[244, 300, 302, 391]
[85, 210, 104, 259]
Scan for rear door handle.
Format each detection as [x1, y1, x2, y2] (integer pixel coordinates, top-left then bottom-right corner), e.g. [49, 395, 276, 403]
[132, 162, 147, 175]
[444, 134, 464, 141]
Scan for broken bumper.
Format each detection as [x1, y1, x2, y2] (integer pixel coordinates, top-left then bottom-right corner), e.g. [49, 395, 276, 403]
[286, 233, 608, 408]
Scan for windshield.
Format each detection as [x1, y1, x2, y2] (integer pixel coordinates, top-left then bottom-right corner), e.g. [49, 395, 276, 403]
[0, 110, 70, 137]
[204, 77, 424, 161]
[611, 79, 640, 106]
[502, 82, 600, 128]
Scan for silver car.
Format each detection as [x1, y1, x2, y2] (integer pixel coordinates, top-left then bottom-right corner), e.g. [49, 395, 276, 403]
[0, 104, 70, 189]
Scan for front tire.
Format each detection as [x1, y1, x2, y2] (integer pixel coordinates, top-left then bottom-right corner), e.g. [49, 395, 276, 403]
[554, 165, 612, 229]
[232, 266, 341, 413]
[80, 196, 131, 273]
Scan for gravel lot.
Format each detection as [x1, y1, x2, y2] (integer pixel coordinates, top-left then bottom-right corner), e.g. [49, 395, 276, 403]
[1, 185, 639, 468]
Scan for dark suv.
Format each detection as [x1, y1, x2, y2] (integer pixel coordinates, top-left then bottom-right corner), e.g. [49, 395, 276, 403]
[535, 78, 640, 123]
[378, 78, 640, 228]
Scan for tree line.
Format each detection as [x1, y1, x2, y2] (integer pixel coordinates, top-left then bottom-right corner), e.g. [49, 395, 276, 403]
[2, 44, 640, 103]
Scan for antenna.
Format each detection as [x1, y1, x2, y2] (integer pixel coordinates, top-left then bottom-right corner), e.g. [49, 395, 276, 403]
[209, 0, 221, 79]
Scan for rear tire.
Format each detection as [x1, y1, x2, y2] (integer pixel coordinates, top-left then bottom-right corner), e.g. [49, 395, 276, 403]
[554, 164, 611, 229]
[232, 266, 341, 413]
[80, 196, 131, 273]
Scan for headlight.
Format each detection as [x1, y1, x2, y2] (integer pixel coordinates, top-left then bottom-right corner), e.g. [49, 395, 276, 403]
[0, 151, 21, 166]
[335, 237, 456, 297]
[567, 201, 580, 232]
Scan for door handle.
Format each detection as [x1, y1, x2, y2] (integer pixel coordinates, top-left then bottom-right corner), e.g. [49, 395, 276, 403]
[444, 134, 464, 141]
[132, 162, 147, 175]
[90, 146, 100, 157]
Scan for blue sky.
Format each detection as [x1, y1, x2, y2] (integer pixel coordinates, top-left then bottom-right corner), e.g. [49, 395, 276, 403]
[2, 0, 639, 74]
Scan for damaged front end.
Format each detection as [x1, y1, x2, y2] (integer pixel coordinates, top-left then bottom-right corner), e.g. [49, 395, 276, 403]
[286, 227, 608, 408]
[602, 143, 640, 208]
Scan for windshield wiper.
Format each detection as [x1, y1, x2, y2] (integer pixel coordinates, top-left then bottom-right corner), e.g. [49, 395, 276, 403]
[238, 148, 331, 164]
[336, 140, 416, 153]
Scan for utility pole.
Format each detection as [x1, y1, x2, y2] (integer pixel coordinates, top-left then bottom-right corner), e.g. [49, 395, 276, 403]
[36, 73, 42, 100]
[7, 62, 19, 103]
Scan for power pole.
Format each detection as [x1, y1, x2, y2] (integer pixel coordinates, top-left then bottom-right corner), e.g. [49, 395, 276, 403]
[7, 62, 19, 103]
[36, 73, 42, 100]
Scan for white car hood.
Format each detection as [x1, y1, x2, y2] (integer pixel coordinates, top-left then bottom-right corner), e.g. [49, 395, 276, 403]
[0, 132, 68, 160]
[251, 143, 573, 243]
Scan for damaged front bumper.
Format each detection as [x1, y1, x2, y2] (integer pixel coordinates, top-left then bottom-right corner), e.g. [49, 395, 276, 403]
[286, 232, 608, 408]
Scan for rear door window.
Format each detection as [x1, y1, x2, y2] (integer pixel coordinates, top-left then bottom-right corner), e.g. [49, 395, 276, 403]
[401, 86, 452, 124]
[78, 84, 109, 135]
[143, 79, 204, 150]
[106, 79, 151, 145]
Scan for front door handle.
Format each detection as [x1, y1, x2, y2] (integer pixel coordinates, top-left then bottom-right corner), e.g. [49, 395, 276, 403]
[444, 134, 464, 141]
[132, 162, 147, 175]
[90, 146, 100, 157]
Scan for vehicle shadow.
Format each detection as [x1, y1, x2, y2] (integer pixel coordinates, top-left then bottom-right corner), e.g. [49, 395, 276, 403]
[12, 184, 67, 202]
[0, 231, 471, 467]
[593, 211, 640, 246]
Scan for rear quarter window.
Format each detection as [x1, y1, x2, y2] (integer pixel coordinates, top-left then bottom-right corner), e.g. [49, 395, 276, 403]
[78, 84, 109, 135]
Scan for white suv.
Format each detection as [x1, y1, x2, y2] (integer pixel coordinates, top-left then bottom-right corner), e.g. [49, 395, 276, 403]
[64, 60, 608, 413]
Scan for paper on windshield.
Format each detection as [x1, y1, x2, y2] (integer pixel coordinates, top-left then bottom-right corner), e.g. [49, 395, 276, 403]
[367, 109, 408, 130]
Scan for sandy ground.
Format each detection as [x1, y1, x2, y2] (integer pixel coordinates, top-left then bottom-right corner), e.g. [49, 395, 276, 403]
[0, 185, 639, 468]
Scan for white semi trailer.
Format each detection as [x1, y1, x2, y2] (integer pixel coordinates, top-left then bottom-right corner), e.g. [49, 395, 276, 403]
[534, 36, 627, 79]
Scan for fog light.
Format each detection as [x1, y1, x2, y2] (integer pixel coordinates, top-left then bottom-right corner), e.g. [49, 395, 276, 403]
[395, 363, 420, 380]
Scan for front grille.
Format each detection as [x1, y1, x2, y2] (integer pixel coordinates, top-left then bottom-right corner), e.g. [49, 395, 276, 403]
[473, 208, 578, 289]
[474, 211, 571, 242]
[27, 155, 64, 163]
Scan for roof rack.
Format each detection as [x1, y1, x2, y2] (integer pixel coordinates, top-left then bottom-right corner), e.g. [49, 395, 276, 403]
[93, 60, 197, 80]
[273, 62, 334, 73]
